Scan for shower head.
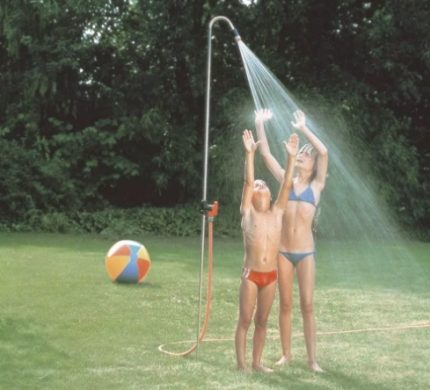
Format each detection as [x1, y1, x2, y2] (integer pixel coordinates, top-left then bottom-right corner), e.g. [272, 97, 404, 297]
[232, 28, 242, 43]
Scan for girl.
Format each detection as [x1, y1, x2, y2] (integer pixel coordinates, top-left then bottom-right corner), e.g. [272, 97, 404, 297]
[256, 109, 328, 372]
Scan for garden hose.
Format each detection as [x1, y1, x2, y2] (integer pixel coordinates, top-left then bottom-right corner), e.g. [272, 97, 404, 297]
[158, 202, 218, 357]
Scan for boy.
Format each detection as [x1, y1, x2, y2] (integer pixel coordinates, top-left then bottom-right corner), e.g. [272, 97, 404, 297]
[235, 124, 298, 372]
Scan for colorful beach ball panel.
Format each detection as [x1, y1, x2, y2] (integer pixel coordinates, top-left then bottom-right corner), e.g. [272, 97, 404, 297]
[105, 240, 151, 283]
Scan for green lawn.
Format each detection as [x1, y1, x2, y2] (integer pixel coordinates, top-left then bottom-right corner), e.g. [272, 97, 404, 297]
[1, 232, 429, 389]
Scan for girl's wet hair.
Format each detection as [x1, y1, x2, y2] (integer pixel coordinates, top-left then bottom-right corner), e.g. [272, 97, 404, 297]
[299, 143, 318, 181]
[299, 143, 317, 158]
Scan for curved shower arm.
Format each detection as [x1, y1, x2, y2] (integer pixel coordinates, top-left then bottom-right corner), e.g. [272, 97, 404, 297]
[202, 16, 240, 203]
[209, 15, 235, 30]
[208, 16, 241, 47]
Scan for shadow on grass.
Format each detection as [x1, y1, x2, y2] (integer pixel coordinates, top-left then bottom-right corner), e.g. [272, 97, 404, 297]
[112, 281, 162, 289]
[264, 369, 395, 390]
[321, 369, 394, 390]
[190, 348, 396, 390]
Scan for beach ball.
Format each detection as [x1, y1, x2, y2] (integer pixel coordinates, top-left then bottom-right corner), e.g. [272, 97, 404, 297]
[105, 240, 151, 283]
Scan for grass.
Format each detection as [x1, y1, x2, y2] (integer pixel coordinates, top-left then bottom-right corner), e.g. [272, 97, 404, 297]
[0, 232, 429, 389]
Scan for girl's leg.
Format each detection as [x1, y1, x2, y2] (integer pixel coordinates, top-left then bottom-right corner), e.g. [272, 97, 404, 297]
[296, 256, 323, 372]
[235, 278, 258, 371]
[252, 280, 277, 372]
[276, 254, 295, 365]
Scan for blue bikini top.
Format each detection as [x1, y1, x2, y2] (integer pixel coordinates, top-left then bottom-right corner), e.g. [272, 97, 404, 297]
[288, 185, 316, 206]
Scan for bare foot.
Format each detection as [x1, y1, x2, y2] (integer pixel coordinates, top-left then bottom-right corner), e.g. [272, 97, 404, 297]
[308, 362, 324, 373]
[275, 355, 291, 366]
[237, 365, 252, 374]
[252, 363, 274, 373]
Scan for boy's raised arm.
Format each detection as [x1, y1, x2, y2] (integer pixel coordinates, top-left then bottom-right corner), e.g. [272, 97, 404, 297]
[240, 130, 260, 215]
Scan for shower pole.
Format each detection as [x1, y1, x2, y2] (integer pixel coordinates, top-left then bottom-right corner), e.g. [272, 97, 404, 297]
[196, 16, 241, 355]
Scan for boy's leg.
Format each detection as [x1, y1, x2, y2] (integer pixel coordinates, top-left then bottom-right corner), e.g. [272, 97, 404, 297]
[235, 278, 258, 371]
[252, 281, 277, 372]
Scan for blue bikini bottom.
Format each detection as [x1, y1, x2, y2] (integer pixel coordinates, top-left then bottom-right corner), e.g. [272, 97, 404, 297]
[279, 251, 315, 267]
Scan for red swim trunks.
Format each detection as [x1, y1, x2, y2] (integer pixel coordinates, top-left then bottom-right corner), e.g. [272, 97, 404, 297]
[242, 268, 278, 288]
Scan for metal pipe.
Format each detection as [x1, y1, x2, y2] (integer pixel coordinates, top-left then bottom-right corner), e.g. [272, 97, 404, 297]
[202, 16, 240, 200]
[196, 16, 240, 356]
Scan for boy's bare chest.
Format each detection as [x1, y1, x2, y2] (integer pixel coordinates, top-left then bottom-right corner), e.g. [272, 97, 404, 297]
[242, 210, 282, 235]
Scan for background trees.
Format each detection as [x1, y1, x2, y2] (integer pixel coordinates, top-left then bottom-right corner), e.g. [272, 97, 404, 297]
[0, 0, 428, 233]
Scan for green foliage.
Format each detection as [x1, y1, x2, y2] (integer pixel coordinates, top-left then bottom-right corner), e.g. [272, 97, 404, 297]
[0, 0, 428, 234]
[0, 138, 82, 218]
[0, 204, 241, 238]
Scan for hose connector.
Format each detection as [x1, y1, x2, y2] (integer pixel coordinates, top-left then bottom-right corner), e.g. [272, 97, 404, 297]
[200, 200, 219, 221]
[200, 200, 212, 215]
[207, 201, 219, 221]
